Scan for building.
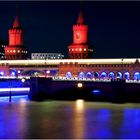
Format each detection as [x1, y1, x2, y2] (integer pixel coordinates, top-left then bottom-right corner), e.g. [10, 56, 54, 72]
[0, 40, 8, 60]
[68, 9, 94, 59]
[4, 14, 28, 60]
[31, 53, 64, 60]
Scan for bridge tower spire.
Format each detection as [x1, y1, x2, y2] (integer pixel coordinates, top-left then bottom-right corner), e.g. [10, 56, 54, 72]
[4, 7, 28, 60]
[68, 3, 94, 59]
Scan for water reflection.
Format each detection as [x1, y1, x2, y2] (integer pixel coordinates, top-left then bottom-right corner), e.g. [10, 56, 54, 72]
[73, 99, 85, 138]
[0, 96, 29, 138]
[0, 101, 140, 138]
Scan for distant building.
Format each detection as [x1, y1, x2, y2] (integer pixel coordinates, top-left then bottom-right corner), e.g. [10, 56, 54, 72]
[31, 53, 64, 60]
[0, 40, 8, 60]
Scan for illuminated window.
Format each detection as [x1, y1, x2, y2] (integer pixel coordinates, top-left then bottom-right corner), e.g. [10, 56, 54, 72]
[10, 50, 12, 52]
[76, 32, 80, 39]
[72, 49, 74, 51]
[84, 48, 86, 51]
[13, 50, 15, 53]
[79, 48, 82, 51]
[76, 49, 78, 51]
[18, 50, 20, 53]
[7, 50, 9, 52]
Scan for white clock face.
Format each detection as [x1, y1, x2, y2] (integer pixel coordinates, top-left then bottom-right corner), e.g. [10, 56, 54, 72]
[76, 32, 80, 39]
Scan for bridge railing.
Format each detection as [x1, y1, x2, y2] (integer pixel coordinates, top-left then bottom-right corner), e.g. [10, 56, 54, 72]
[52, 76, 140, 84]
[52, 76, 111, 82]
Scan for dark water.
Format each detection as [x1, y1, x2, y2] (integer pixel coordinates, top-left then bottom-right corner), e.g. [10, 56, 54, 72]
[0, 97, 140, 139]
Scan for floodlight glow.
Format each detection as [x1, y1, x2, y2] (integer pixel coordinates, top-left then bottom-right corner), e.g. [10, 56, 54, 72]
[46, 70, 50, 74]
[11, 72, 15, 76]
[18, 70, 21, 74]
[0, 72, 4, 76]
[0, 88, 30, 92]
[77, 83, 83, 88]
[21, 78, 26, 83]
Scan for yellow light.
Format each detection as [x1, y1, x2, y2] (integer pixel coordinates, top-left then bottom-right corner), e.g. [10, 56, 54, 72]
[75, 99, 84, 112]
[77, 82, 83, 88]
[79, 48, 82, 51]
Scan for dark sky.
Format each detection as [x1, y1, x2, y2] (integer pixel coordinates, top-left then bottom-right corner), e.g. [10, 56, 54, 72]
[0, 1, 140, 58]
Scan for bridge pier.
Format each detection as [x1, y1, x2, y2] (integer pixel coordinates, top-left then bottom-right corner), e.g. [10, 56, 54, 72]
[29, 77, 140, 102]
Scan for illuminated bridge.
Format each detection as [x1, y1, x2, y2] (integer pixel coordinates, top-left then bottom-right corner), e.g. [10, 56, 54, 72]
[0, 58, 140, 81]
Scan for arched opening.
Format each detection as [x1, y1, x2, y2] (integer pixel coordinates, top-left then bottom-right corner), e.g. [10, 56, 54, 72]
[86, 72, 92, 79]
[116, 72, 122, 79]
[108, 72, 114, 79]
[124, 72, 130, 80]
[94, 72, 99, 79]
[78, 72, 84, 79]
[100, 72, 107, 79]
[22, 70, 45, 76]
[66, 72, 72, 79]
[10, 69, 17, 77]
[134, 72, 140, 80]
[0, 71, 4, 77]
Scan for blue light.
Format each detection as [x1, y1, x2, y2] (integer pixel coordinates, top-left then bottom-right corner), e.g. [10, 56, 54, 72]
[124, 72, 130, 80]
[92, 89, 102, 95]
[11, 72, 15, 76]
[0, 95, 29, 102]
[0, 71, 4, 76]
[79, 72, 84, 79]
[108, 72, 114, 79]
[134, 72, 140, 80]
[86, 72, 92, 79]
[100, 72, 107, 79]
[117, 72, 122, 79]
[66, 72, 72, 79]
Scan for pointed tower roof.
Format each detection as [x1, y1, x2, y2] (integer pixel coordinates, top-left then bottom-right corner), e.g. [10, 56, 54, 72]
[77, 10, 84, 25]
[13, 15, 20, 28]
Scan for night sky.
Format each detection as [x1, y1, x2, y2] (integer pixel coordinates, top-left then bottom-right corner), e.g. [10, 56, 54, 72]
[0, 1, 140, 58]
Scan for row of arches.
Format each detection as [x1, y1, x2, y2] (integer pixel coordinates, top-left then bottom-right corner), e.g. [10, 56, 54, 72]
[66, 71, 140, 80]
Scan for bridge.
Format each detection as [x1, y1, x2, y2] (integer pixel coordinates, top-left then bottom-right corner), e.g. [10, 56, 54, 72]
[0, 58, 140, 81]
[29, 77, 140, 102]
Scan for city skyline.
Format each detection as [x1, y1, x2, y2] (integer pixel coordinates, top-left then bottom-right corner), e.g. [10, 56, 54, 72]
[0, 1, 140, 58]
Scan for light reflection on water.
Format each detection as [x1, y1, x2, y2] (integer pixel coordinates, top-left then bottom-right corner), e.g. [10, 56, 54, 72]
[0, 99, 140, 138]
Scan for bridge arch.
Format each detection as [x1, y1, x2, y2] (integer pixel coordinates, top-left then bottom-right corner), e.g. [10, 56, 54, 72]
[10, 69, 17, 77]
[21, 70, 45, 76]
[100, 72, 107, 79]
[108, 72, 114, 79]
[66, 72, 72, 79]
[94, 72, 99, 79]
[78, 72, 85, 79]
[134, 72, 140, 80]
[0, 71, 4, 77]
[86, 72, 92, 79]
[124, 72, 130, 80]
[116, 72, 122, 79]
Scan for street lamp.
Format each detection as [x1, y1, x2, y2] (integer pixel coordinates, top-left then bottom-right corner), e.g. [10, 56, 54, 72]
[21, 78, 26, 83]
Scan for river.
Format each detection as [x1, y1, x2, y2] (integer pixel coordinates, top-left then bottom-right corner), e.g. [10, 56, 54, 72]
[0, 96, 140, 139]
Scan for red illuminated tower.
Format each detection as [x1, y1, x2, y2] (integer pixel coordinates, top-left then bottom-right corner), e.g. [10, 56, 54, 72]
[4, 13, 27, 60]
[68, 9, 93, 59]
